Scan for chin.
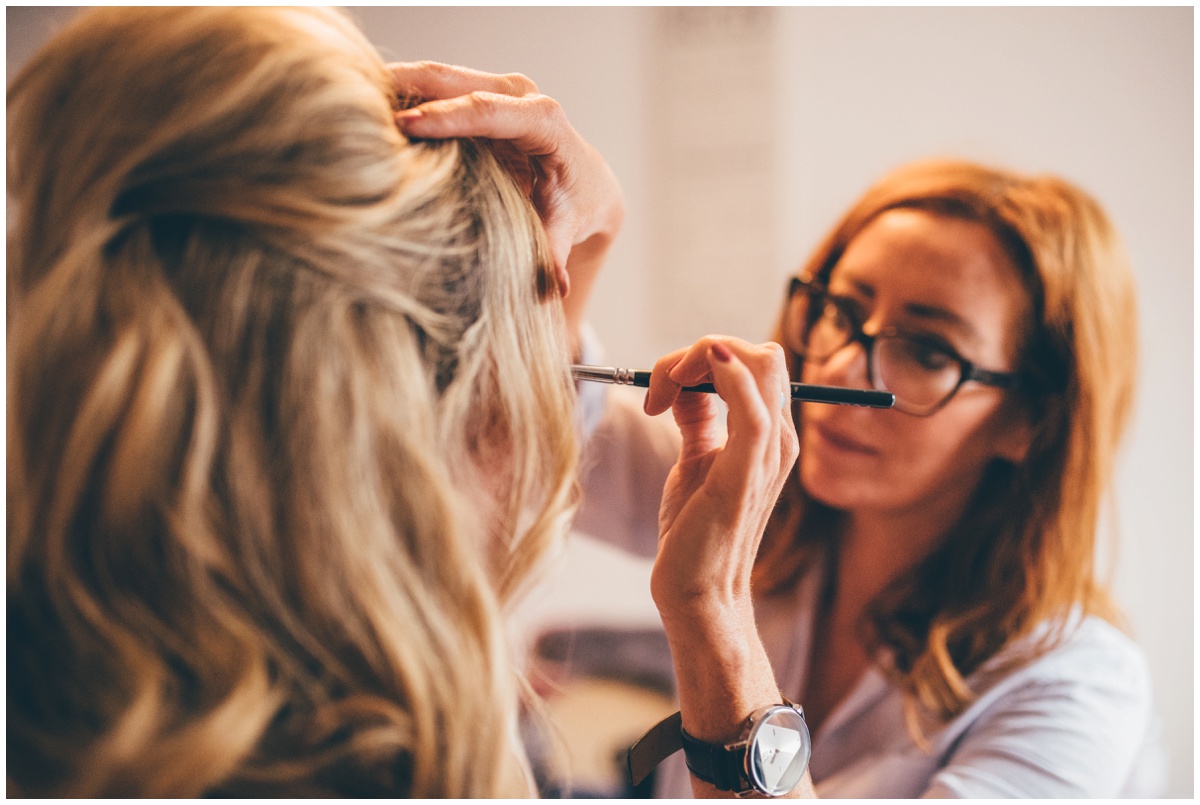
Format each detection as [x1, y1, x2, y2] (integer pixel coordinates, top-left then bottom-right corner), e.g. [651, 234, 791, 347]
[798, 458, 857, 510]
[800, 472, 901, 513]
[801, 482, 856, 510]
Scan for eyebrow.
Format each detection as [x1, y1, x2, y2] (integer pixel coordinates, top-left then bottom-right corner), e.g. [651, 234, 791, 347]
[839, 277, 985, 347]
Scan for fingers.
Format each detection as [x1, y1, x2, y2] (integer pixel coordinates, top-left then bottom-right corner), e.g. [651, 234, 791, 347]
[389, 60, 538, 102]
[644, 337, 791, 417]
[396, 92, 568, 154]
[643, 347, 687, 416]
[648, 338, 798, 616]
[386, 61, 622, 302]
[389, 61, 567, 155]
[702, 342, 789, 499]
[643, 345, 723, 459]
[655, 338, 789, 409]
[645, 337, 795, 477]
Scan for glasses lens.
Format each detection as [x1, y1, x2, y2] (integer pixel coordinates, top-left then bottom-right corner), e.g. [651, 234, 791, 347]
[785, 288, 815, 355]
[789, 291, 852, 362]
[807, 301, 853, 360]
[874, 336, 961, 412]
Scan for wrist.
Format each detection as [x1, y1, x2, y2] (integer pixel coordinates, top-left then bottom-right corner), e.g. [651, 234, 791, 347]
[660, 610, 778, 744]
[682, 701, 812, 797]
[625, 701, 813, 799]
[653, 579, 753, 634]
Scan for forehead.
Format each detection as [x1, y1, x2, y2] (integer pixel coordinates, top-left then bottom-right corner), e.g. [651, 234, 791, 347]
[829, 208, 1032, 356]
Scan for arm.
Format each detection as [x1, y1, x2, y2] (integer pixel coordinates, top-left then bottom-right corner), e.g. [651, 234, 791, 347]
[389, 63, 681, 562]
[573, 384, 680, 558]
[644, 337, 815, 798]
[390, 65, 814, 796]
[389, 61, 623, 358]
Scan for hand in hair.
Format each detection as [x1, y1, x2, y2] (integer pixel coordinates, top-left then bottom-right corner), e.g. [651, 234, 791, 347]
[390, 61, 624, 306]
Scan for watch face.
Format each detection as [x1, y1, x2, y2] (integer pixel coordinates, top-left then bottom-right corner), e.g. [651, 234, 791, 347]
[747, 706, 811, 796]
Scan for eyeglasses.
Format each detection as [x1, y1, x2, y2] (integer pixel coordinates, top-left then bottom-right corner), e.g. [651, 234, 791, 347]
[782, 276, 1023, 416]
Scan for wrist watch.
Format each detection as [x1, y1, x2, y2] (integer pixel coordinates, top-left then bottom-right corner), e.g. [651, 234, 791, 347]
[625, 700, 811, 797]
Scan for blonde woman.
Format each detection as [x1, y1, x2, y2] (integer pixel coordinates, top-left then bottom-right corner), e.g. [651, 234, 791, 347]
[406, 74, 1162, 797]
[8, 7, 801, 797]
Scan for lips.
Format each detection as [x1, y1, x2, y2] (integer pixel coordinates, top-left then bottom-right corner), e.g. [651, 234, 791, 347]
[808, 419, 880, 456]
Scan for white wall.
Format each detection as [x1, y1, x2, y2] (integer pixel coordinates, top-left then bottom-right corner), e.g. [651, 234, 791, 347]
[7, 6, 1192, 797]
[770, 12, 1193, 796]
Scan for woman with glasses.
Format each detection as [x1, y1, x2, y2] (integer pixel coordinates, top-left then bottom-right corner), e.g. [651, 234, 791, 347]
[536, 156, 1160, 795]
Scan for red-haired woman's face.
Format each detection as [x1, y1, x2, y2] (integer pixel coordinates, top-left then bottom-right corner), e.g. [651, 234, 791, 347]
[797, 209, 1033, 521]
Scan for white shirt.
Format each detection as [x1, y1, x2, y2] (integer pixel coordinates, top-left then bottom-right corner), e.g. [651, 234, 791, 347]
[574, 383, 1166, 798]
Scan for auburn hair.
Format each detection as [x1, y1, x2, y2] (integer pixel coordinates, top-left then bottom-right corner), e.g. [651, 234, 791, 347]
[755, 159, 1137, 725]
[8, 6, 577, 797]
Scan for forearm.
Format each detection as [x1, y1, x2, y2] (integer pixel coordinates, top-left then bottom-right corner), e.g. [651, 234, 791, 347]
[644, 337, 809, 797]
[659, 601, 816, 798]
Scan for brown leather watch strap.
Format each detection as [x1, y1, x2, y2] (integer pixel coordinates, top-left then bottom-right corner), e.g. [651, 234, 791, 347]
[625, 698, 808, 793]
[625, 710, 683, 786]
[680, 722, 751, 792]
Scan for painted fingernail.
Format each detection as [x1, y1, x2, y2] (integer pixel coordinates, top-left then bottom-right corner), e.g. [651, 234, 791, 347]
[711, 342, 733, 363]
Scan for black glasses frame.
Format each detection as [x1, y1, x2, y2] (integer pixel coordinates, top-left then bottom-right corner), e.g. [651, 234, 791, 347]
[786, 276, 1023, 416]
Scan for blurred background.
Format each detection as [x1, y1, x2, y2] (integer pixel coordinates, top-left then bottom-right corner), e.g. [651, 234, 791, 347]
[9, 6, 1193, 797]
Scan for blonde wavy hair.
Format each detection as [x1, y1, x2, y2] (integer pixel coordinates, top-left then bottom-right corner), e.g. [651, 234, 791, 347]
[755, 160, 1137, 727]
[8, 6, 577, 797]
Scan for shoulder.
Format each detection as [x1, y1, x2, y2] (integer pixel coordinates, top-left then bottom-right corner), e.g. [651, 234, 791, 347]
[982, 614, 1151, 701]
[925, 614, 1161, 797]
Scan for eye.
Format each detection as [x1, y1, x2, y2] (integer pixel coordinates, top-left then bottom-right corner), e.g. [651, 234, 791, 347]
[895, 336, 957, 372]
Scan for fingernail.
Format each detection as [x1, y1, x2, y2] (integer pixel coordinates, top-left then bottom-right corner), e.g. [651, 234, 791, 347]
[395, 109, 423, 125]
[643, 391, 651, 414]
[711, 342, 733, 363]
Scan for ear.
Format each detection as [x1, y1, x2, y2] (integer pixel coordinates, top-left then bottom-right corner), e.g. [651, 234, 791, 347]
[993, 401, 1035, 464]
